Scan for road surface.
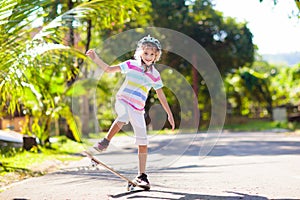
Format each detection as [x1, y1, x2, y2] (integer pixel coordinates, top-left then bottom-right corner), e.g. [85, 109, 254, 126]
[1, 131, 300, 200]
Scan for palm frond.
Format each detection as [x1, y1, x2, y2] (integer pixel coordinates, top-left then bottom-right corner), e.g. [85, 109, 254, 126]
[0, 0, 149, 143]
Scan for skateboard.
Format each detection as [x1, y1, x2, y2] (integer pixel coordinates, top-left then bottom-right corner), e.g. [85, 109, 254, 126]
[83, 151, 150, 191]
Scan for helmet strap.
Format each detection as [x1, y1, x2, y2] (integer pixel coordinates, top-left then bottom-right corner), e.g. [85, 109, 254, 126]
[141, 59, 154, 72]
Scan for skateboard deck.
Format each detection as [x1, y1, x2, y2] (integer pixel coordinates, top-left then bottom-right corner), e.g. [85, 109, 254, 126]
[83, 151, 149, 191]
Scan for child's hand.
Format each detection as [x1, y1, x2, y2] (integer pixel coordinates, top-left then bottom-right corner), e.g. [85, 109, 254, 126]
[168, 115, 175, 132]
[86, 49, 96, 60]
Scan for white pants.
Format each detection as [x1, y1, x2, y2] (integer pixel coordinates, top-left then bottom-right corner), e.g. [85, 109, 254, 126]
[115, 100, 148, 145]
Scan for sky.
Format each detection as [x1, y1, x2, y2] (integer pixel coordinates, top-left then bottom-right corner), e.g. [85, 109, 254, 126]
[213, 0, 300, 54]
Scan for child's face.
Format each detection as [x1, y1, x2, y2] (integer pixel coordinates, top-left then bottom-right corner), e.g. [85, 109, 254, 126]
[141, 47, 157, 66]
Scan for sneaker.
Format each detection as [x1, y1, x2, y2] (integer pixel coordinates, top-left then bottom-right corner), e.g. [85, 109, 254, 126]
[93, 138, 110, 152]
[133, 173, 150, 190]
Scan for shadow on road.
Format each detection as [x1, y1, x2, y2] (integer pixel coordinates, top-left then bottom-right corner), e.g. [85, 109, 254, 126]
[204, 140, 300, 157]
[146, 133, 300, 157]
[53, 167, 298, 200]
[109, 189, 296, 200]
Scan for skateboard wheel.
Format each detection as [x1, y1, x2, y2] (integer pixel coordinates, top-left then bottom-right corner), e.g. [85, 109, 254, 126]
[91, 160, 97, 167]
[127, 182, 135, 191]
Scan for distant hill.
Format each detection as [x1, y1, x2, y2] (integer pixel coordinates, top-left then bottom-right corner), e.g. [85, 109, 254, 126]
[262, 52, 300, 66]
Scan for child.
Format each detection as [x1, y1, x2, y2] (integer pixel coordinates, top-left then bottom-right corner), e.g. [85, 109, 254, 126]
[86, 35, 175, 189]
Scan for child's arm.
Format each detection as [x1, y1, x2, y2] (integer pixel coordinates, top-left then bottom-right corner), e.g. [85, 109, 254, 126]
[86, 49, 121, 73]
[156, 88, 175, 131]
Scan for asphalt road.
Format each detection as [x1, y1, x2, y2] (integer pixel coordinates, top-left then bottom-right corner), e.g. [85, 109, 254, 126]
[1, 131, 300, 200]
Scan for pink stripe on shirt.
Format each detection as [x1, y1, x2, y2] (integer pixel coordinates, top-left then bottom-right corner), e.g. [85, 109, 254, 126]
[119, 95, 145, 107]
[120, 99, 145, 111]
[127, 61, 161, 82]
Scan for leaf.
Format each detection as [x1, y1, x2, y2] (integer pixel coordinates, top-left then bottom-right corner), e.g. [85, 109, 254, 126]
[61, 106, 82, 143]
[65, 79, 99, 97]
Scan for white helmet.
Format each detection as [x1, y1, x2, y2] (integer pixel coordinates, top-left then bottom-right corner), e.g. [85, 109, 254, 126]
[137, 35, 161, 50]
[134, 35, 162, 62]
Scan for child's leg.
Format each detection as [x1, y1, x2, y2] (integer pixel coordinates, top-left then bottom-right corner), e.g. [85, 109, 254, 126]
[126, 105, 150, 187]
[94, 120, 125, 152]
[138, 145, 148, 174]
[128, 109, 148, 174]
[134, 145, 150, 188]
[105, 120, 126, 141]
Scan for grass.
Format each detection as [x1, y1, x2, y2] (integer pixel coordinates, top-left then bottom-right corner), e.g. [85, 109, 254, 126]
[0, 136, 87, 188]
[223, 120, 300, 132]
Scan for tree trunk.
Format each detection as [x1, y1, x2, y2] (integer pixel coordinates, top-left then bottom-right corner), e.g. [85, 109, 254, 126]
[81, 17, 92, 135]
[192, 54, 200, 129]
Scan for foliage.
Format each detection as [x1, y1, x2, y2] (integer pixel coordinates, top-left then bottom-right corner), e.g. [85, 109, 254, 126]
[189, 0, 255, 74]
[225, 59, 300, 118]
[0, 0, 150, 144]
[149, 0, 255, 126]
[269, 64, 300, 106]
[1, 0, 298, 141]
[0, 0, 257, 134]
[150, 0, 255, 75]
[225, 67, 273, 117]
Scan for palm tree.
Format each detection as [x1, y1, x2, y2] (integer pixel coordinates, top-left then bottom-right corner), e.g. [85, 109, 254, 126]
[0, 0, 149, 145]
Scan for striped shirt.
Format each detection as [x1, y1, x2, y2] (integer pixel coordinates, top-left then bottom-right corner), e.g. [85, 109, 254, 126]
[116, 60, 163, 111]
